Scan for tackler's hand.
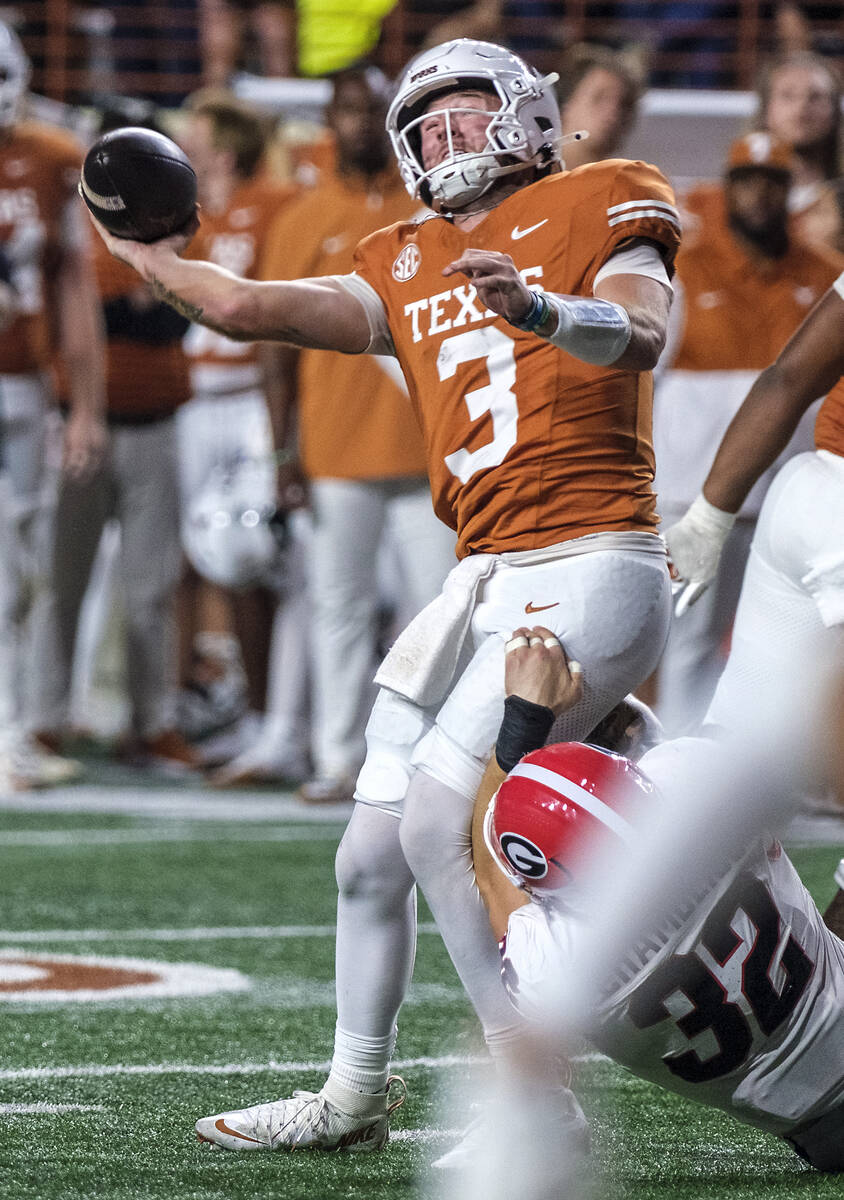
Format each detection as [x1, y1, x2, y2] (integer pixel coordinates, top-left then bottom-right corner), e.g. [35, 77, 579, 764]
[504, 626, 583, 716]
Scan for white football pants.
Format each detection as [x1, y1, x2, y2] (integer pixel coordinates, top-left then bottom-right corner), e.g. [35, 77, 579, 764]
[308, 476, 455, 782]
[656, 508, 754, 735]
[334, 545, 671, 1051]
[706, 450, 844, 731]
[0, 372, 57, 725]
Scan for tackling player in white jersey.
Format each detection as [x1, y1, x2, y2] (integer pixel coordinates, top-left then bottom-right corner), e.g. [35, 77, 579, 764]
[472, 628, 844, 1176]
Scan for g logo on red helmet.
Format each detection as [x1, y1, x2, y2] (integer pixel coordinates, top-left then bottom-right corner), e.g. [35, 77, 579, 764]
[500, 832, 548, 879]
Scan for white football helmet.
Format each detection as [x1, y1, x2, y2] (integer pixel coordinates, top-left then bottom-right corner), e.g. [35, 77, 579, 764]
[183, 461, 285, 591]
[0, 24, 30, 129]
[387, 39, 562, 210]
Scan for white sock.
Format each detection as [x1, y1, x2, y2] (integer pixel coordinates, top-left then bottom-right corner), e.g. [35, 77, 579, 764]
[327, 1024, 397, 1097]
[835, 858, 844, 891]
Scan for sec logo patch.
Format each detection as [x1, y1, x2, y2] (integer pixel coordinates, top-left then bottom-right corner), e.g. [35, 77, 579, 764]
[392, 243, 421, 282]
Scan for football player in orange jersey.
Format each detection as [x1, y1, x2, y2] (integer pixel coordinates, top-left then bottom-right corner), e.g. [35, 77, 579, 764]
[667, 269, 844, 938]
[0, 22, 107, 788]
[90, 39, 681, 1155]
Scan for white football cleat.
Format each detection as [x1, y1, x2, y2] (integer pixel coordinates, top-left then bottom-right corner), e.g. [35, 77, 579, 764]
[196, 1076, 406, 1152]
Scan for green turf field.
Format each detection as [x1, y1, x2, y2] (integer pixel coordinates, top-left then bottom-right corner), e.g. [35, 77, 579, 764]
[0, 795, 841, 1200]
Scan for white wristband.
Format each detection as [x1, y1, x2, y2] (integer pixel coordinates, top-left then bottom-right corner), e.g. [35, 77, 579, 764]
[545, 294, 632, 366]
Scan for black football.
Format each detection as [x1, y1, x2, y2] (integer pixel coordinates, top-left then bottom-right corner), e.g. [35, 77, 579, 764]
[80, 126, 197, 242]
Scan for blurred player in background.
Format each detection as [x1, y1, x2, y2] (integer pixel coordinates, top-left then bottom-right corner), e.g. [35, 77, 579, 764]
[199, 0, 295, 88]
[30, 107, 196, 771]
[176, 90, 302, 771]
[653, 132, 843, 732]
[554, 42, 646, 171]
[0, 22, 107, 788]
[756, 51, 842, 253]
[90, 38, 680, 1153]
[680, 52, 842, 256]
[258, 66, 455, 802]
[469, 629, 844, 1189]
[667, 269, 844, 926]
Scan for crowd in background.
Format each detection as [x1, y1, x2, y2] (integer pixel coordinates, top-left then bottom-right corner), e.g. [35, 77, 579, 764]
[0, 7, 841, 802]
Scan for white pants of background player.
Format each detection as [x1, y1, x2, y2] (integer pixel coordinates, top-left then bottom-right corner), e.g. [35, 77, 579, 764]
[324, 536, 671, 1093]
[652, 367, 819, 735]
[308, 476, 456, 783]
[706, 450, 844, 731]
[0, 373, 57, 729]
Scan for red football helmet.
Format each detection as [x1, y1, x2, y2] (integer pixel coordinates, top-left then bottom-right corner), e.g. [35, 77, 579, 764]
[483, 742, 657, 896]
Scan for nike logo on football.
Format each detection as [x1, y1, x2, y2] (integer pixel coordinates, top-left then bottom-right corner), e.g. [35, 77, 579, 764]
[511, 220, 548, 240]
[214, 1118, 263, 1144]
[525, 601, 559, 614]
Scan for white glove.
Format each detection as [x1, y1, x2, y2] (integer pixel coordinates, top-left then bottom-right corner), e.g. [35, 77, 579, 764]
[664, 493, 736, 617]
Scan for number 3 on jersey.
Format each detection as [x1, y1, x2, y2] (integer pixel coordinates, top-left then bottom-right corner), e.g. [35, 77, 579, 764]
[439, 327, 518, 484]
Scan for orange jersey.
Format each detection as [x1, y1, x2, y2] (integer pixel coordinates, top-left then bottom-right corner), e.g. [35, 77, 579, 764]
[93, 236, 190, 417]
[184, 175, 298, 391]
[681, 178, 843, 257]
[815, 376, 844, 458]
[353, 161, 681, 558]
[261, 168, 428, 480]
[0, 121, 84, 374]
[671, 230, 843, 372]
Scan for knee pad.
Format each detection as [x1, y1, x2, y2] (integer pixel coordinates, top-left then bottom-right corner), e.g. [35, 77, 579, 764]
[354, 689, 433, 810]
[411, 722, 486, 800]
[334, 805, 413, 908]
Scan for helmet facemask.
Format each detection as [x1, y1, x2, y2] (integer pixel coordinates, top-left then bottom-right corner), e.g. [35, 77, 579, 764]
[387, 40, 565, 212]
[399, 89, 555, 210]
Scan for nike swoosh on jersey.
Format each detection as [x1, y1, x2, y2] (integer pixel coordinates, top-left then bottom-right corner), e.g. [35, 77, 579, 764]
[511, 220, 549, 240]
[525, 601, 559, 613]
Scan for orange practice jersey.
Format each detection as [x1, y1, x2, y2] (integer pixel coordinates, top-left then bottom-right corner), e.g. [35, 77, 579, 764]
[93, 236, 190, 417]
[262, 168, 428, 480]
[816, 376, 844, 457]
[184, 175, 297, 387]
[0, 122, 83, 374]
[353, 161, 681, 558]
[671, 226, 843, 372]
[682, 179, 842, 257]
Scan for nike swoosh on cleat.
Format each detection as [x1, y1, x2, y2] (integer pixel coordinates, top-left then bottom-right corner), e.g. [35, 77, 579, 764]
[214, 1118, 264, 1144]
[525, 601, 559, 613]
[511, 220, 548, 240]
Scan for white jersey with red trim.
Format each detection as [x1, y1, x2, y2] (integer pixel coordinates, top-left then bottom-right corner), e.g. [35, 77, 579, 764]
[501, 741, 844, 1139]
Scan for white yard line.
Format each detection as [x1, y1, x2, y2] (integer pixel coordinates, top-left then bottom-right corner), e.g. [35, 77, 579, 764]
[0, 826, 342, 847]
[0, 789, 352, 822]
[0, 1052, 606, 1082]
[0, 1103, 105, 1114]
[0, 922, 440, 943]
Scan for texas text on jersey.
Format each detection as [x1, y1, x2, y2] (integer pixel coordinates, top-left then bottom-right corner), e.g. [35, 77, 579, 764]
[352, 160, 681, 557]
